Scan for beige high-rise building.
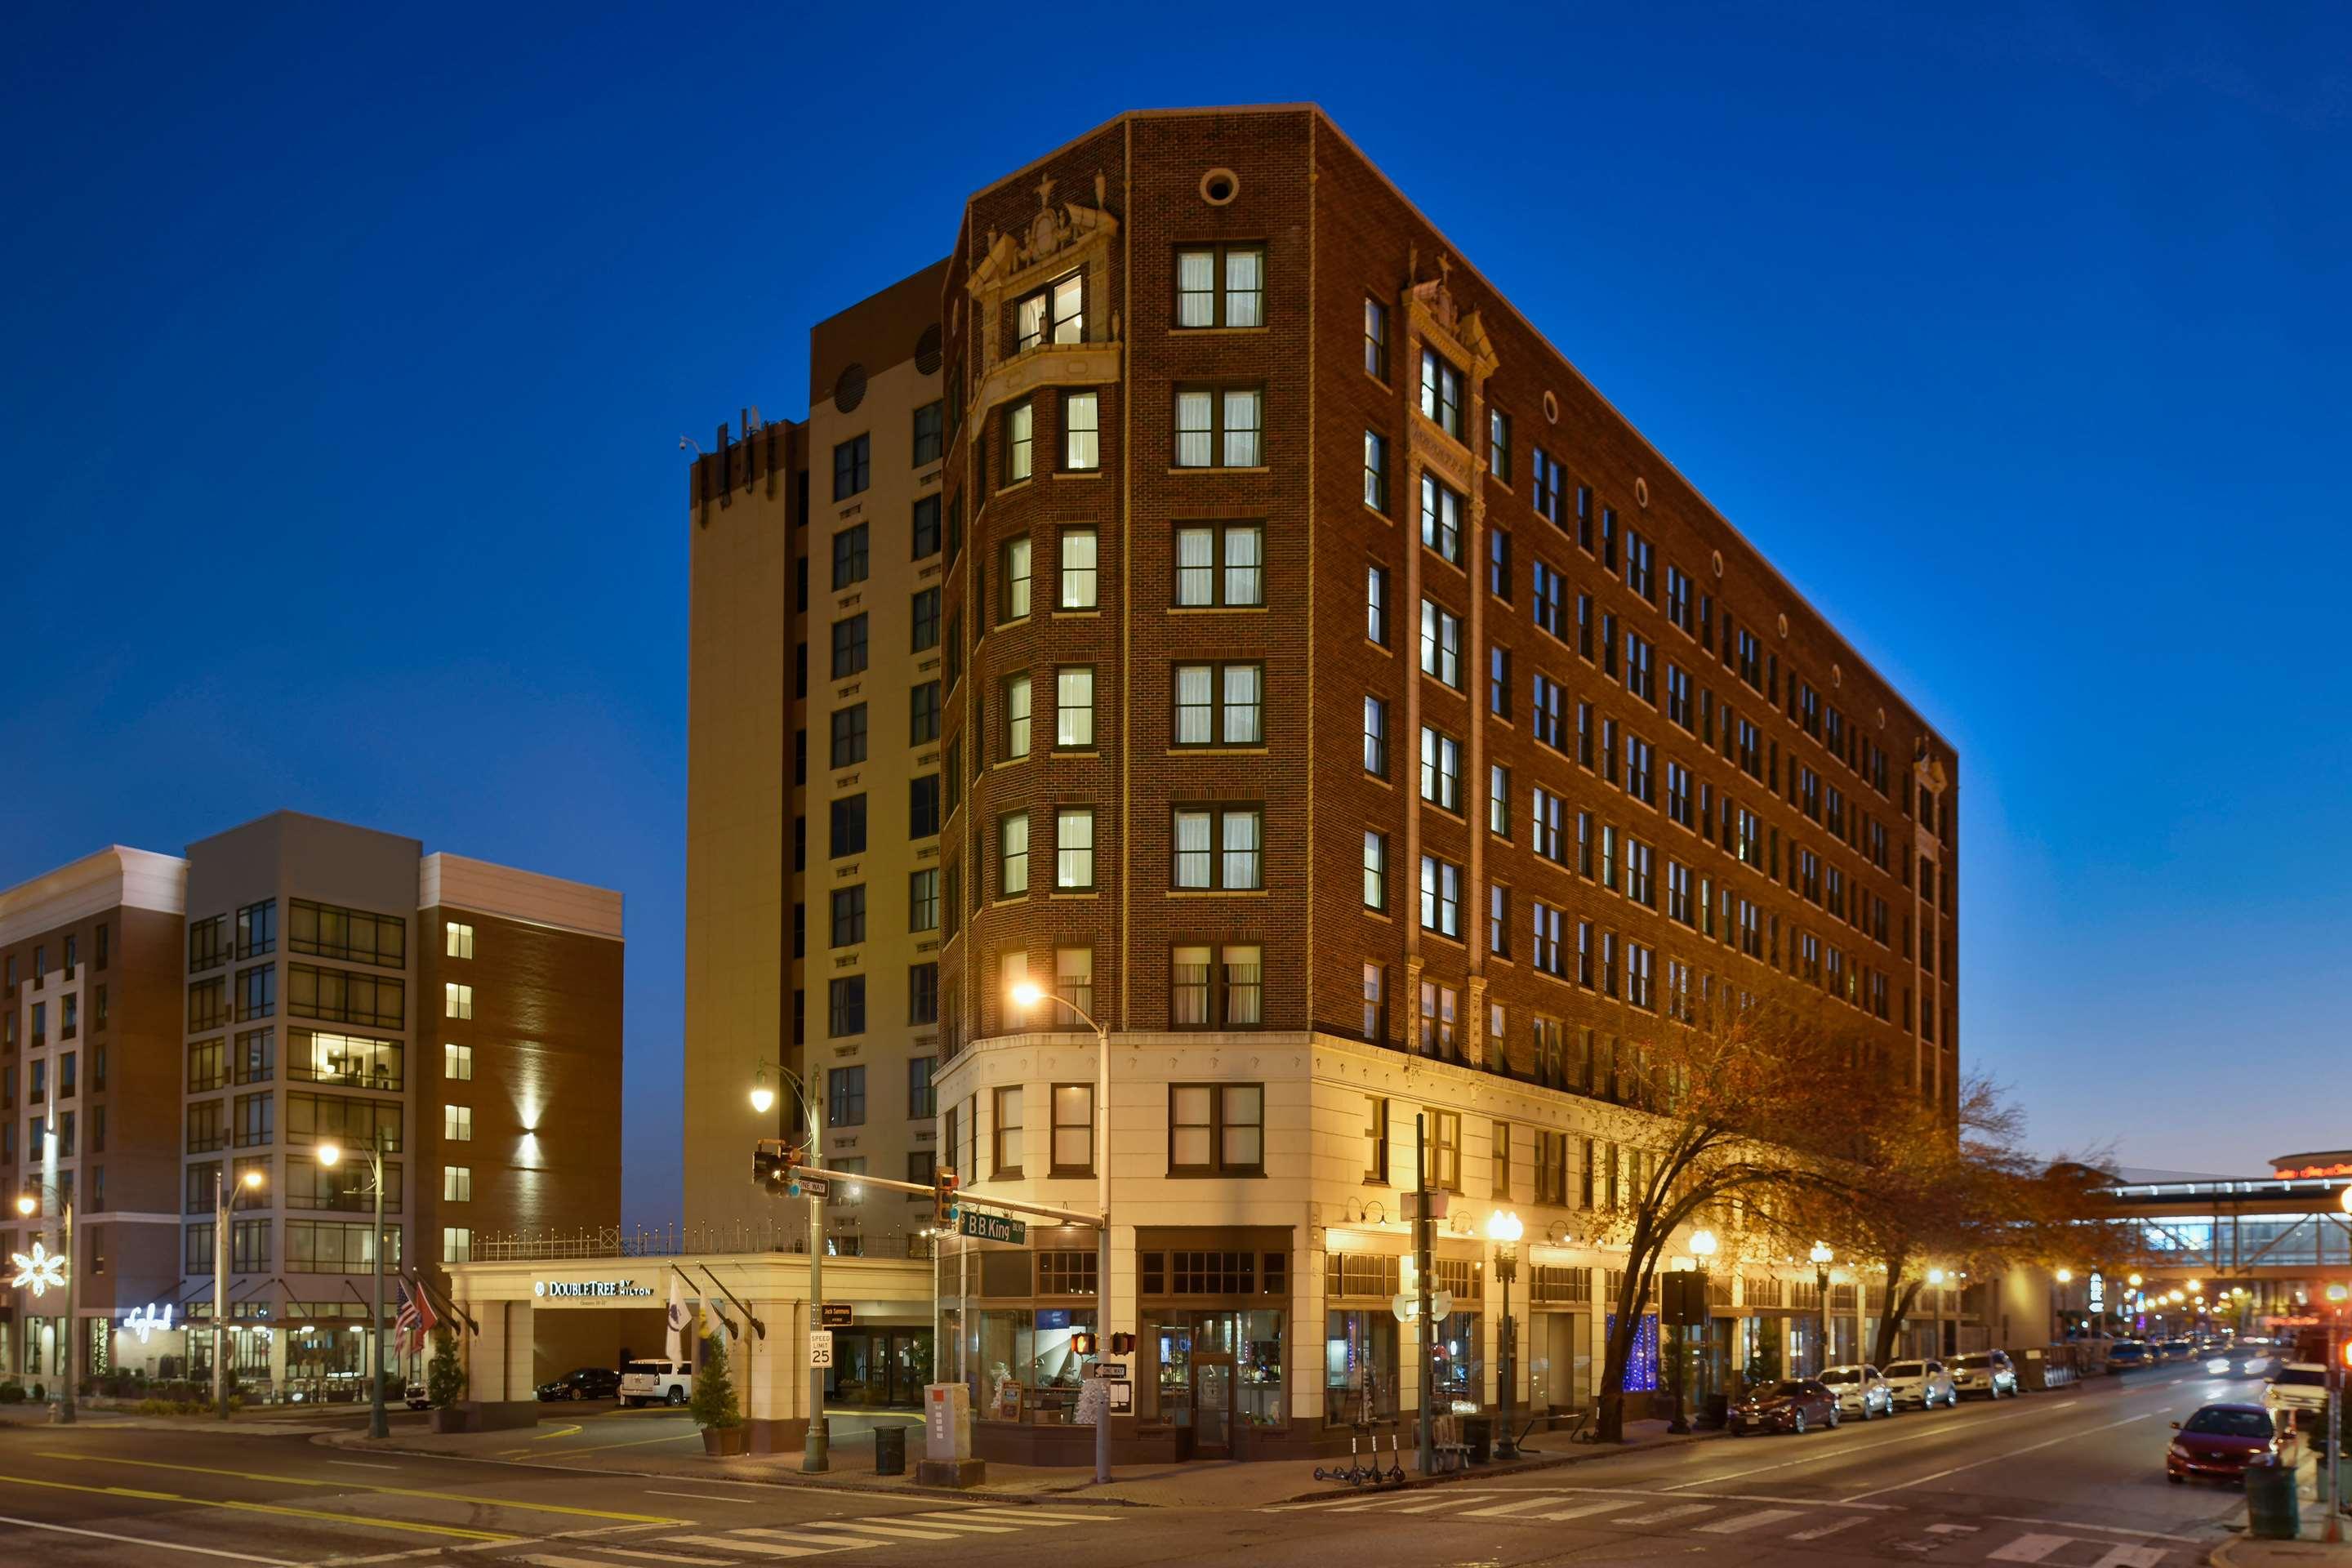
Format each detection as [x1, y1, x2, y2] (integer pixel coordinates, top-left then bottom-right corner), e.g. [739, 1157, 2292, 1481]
[684, 265, 949, 1286]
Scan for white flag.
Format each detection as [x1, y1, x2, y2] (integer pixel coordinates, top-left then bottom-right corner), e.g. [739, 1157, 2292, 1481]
[666, 1274, 689, 1365]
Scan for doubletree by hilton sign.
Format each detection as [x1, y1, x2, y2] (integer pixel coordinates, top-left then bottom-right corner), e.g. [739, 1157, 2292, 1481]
[533, 1279, 656, 1300]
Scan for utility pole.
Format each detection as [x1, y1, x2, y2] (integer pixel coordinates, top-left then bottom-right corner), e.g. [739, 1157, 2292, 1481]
[369, 1132, 388, 1440]
[805, 1069, 827, 1474]
[1415, 1112, 1433, 1474]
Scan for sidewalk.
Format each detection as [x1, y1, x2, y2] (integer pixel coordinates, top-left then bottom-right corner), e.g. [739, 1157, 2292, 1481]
[2210, 1448, 2352, 1567]
[318, 1415, 1722, 1508]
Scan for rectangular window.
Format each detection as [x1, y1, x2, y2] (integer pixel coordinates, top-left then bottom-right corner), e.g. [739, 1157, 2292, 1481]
[999, 812, 1030, 896]
[443, 1041, 473, 1081]
[1004, 399, 1034, 482]
[1624, 528, 1655, 600]
[912, 586, 942, 652]
[1427, 1108, 1460, 1190]
[831, 434, 870, 501]
[444, 982, 472, 1020]
[1362, 831, 1388, 911]
[1055, 808, 1095, 889]
[1419, 599, 1462, 688]
[1419, 855, 1463, 938]
[1531, 674, 1565, 751]
[1418, 725, 1462, 812]
[1363, 430, 1389, 511]
[1015, 269, 1083, 350]
[830, 793, 866, 858]
[830, 702, 868, 768]
[1175, 244, 1263, 328]
[1062, 391, 1100, 470]
[909, 868, 942, 935]
[443, 1165, 472, 1203]
[1419, 471, 1463, 564]
[1366, 564, 1390, 644]
[1169, 946, 1263, 1029]
[1172, 662, 1263, 746]
[445, 1103, 473, 1142]
[1417, 980, 1459, 1059]
[1489, 884, 1510, 956]
[1531, 448, 1563, 525]
[1003, 671, 1032, 758]
[1174, 524, 1263, 607]
[911, 680, 942, 746]
[1490, 762, 1511, 837]
[831, 612, 869, 678]
[1053, 945, 1094, 1021]
[1058, 528, 1098, 608]
[912, 401, 943, 467]
[1364, 297, 1388, 380]
[1489, 644, 1511, 715]
[1363, 695, 1389, 776]
[1530, 901, 1565, 978]
[831, 522, 869, 590]
[831, 884, 866, 948]
[829, 975, 867, 1038]
[1625, 630, 1655, 703]
[235, 964, 274, 1021]
[1533, 559, 1566, 639]
[1419, 349, 1464, 439]
[1169, 1083, 1264, 1174]
[1365, 1095, 1390, 1182]
[1169, 805, 1263, 890]
[1489, 526, 1512, 599]
[1000, 535, 1032, 621]
[826, 1064, 867, 1128]
[1056, 666, 1095, 748]
[1174, 386, 1263, 467]
[1362, 963, 1388, 1042]
[1488, 408, 1512, 481]
[287, 899, 407, 968]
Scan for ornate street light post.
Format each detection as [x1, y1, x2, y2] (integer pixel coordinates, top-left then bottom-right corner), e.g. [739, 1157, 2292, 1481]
[1689, 1228, 1718, 1424]
[12, 1158, 75, 1425]
[1487, 1209, 1523, 1458]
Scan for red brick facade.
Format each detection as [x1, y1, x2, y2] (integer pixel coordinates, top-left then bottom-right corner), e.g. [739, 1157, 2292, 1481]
[933, 107, 1958, 1116]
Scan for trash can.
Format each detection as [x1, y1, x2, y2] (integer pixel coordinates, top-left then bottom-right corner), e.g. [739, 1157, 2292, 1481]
[874, 1423, 906, 1476]
[1463, 1416, 1494, 1464]
[1701, 1393, 1730, 1430]
[2245, 1460, 2299, 1540]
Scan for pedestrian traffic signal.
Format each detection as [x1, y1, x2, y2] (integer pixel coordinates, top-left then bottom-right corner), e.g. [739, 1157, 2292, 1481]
[933, 1167, 960, 1227]
[1109, 1332, 1136, 1356]
[1070, 1330, 1096, 1356]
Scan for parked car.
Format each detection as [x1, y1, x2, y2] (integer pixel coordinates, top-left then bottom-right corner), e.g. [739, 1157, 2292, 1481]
[1729, 1378, 1842, 1436]
[1819, 1364, 1897, 1420]
[617, 1359, 692, 1407]
[537, 1366, 623, 1402]
[2107, 1340, 2153, 1370]
[2160, 1339, 2198, 1364]
[403, 1381, 431, 1411]
[1949, 1350, 2020, 1399]
[2264, 1364, 2330, 1428]
[2168, 1402, 2288, 1484]
[1881, 1359, 1960, 1409]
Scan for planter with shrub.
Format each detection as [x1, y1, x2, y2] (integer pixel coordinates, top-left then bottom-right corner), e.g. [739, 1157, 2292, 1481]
[692, 1337, 745, 1457]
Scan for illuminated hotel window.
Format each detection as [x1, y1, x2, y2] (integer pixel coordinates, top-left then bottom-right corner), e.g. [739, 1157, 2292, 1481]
[444, 982, 472, 1020]
[446, 922, 474, 960]
[443, 1166, 471, 1202]
[444, 1104, 472, 1142]
[444, 1043, 472, 1081]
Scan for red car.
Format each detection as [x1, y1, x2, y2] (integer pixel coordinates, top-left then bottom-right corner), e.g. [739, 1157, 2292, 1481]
[2168, 1401, 2287, 1483]
[1730, 1378, 1842, 1436]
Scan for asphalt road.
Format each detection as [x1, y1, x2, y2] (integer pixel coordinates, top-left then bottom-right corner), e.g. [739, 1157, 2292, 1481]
[0, 1370, 2281, 1567]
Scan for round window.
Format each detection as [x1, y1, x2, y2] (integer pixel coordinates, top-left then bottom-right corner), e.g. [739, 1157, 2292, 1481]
[1199, 167, 1239, 205]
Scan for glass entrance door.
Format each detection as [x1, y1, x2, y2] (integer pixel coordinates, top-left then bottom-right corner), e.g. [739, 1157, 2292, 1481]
[1192, 1353, 1235, 1459]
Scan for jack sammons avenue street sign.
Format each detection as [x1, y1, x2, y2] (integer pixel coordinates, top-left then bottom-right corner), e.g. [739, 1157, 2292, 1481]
[960, 1210, 1027, 1244]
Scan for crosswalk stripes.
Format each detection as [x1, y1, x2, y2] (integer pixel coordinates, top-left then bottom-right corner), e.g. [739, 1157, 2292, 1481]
[1789, 1516, 1870, 1541]
[1457, 1497, 1567, 1518]
[593, 1549, 742, 1565]
[1694, 1507, 1804, 1535]
[661, 1539, 833, 1561]
[791, 1520, 967, 1542]
[1613, 1502, 1716, 1526]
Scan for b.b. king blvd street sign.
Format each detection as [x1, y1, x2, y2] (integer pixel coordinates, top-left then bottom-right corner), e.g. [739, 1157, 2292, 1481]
[959, 1210, 1026, 1244]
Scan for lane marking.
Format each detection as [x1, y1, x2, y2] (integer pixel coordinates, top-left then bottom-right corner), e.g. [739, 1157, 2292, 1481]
[899, 1512, 1024, 1532]
[663, 1535, 831, 1558]
[534, 1426, 586, 1441]
[1393, 1495, 1476, 1512]
[1459, 1497, 1569, 1518]
[36, 1450, 686, 1526]
[1535, 1499, 1642, 1521]
[525, 1557, 648, 1568]
[1615, 1502, 1717, 1526]
[644, 1490, 762, 1503]
[966, 1508, 1104, 1521]
[1664, 1401, 2057, 1489]
[326, 1462, 399, 1471]
[1695, 1508, 1805, 1535]
[2087, 1548, 2167, 1568]
[0, 1510, 300, 1565]
[794, 1519, 964, 1540]
[597, 1550, 742, 1566]
[933, 1506, 1092, 1525]
[1790, 1516, 1869, 1541]
[1839, 1412, 2158, 1503]
[1982, 1515, 2197, 1543]
[0, 1470, 519, 1543]
[1988, 1535, 2073, 1563]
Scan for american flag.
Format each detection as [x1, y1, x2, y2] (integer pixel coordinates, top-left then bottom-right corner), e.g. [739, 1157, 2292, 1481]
[394, 1275, 438, 1358]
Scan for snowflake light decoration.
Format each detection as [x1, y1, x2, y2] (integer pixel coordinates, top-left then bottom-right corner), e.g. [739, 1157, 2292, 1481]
[10, 1240, 65, 1298]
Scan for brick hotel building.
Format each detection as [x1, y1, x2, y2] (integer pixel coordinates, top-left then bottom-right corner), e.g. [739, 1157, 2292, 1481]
[0, 812, 622, 1395]
[685, 105, 1961, 1457]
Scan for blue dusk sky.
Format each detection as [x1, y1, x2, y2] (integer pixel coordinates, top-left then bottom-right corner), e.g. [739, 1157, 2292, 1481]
[5, 5, 2345, 1225]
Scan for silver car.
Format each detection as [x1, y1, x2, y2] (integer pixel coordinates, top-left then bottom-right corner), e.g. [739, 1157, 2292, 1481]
[1819, 1363, 1896, 1419]
[1949, 1350, 2020, 1399]
[1882, 1357, 1960, 1409]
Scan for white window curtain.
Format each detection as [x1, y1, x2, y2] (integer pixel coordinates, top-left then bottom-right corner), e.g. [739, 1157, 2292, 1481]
[1175, 665, 1214, 744]
[1064, 391, 1099, 470]
[1051, 274, 1084, 342]
[1008, 402, 1033, 480]
[1017, 292, 1047, 350]
[1223, 526, 1261, 604]
[1222, 665, 1261, 744]
[1176, 528, 1215, 604]
[1173, 809, 1212, 888]
[1177, 252, 1215, 327]
[1224, 250, 1263, 327]
[1056, 809, 1094, 889]
[1222, 389, 1261, 466]
[1057, 668, 1094, 747]
[1222, 809, 1262, 890]
[1175, 391, 1213, 466]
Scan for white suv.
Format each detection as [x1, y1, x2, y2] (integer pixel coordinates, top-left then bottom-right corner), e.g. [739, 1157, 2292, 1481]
[1820, 1365, 1896, 1419]
[1949, 1350, 2020, 1399]
[618, 1358, 692, 1407]
[2264, 1364, 2329, 1428]
[1882, 1358, 1959, 1409]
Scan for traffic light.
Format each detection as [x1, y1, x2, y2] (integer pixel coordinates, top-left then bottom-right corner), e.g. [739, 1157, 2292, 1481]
[1110, 1332, 1136, 1356]
[1070, 1330, 1096, 1356]
[753, 1143, 802, 1194]
[2341, 1337, 2352, 1373]
[933, 1167, 960, 1227]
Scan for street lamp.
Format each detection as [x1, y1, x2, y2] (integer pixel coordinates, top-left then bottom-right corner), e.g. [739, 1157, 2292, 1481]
[14, 1138, 77, 1425]
[215, 1166, 266, 1419]
[748, 1057, 829, 1473]
[1810, 1244, 1834, 1374]
[1690, 1229, 1719, 1422]
[2127, 1272, 2143, 1288]
[316, 1134, 390, 1440]
[1008, 978, 1114, 1487]
[1927, 1268, 1947, 1361]
[1487, 1210, 1523, 1458]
